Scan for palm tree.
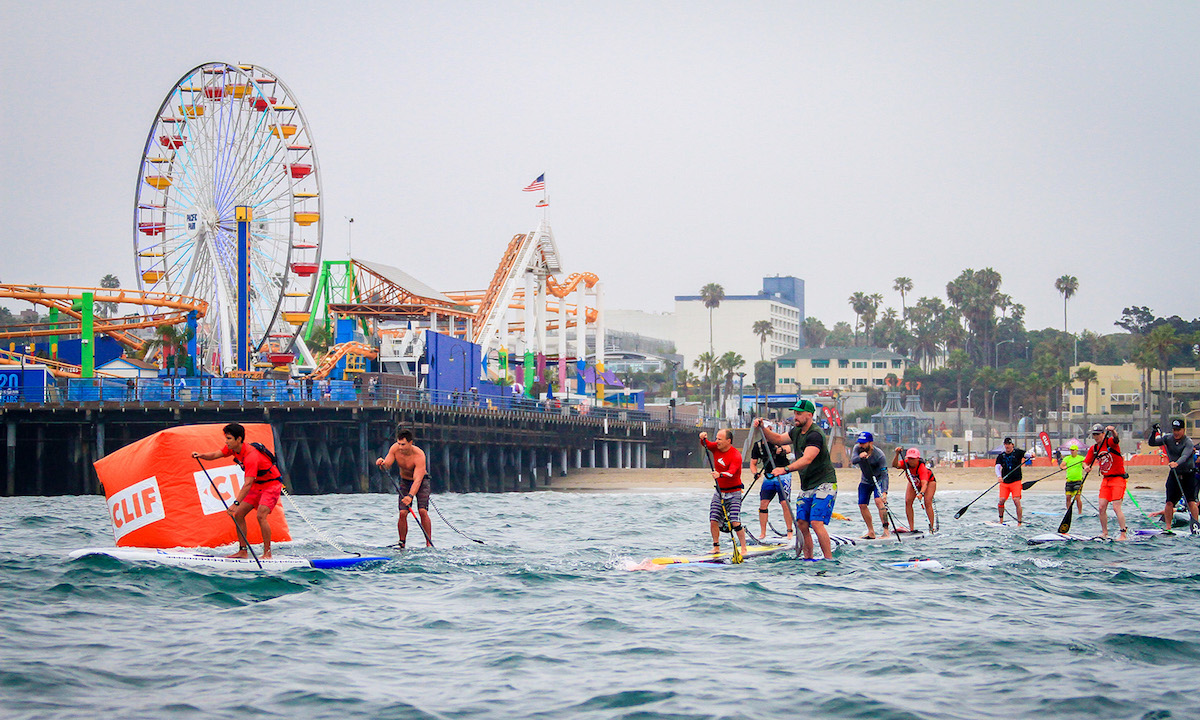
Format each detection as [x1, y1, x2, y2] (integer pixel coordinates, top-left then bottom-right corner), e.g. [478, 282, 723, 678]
[752, 320, 773, 361]
[893, 277, 913, 323]
[693, 351, 717, 413]
[948, 349, 970, 434]
[862, 293, 883, 347]
[718, 351, 745, 418]
[1073, 365, 1098, 434]
[1142, 324, 1179, 427]
[700, 283, 725, 358]
[802, 316, 828, 348]
[1055, 275, 1079, 333]
[98, 274, 121, 318]
[141, 322, 195, 380]
[848, 291, 868, 346]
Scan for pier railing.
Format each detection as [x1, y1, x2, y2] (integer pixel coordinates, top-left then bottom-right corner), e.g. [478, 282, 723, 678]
[1, 376, 699, 427]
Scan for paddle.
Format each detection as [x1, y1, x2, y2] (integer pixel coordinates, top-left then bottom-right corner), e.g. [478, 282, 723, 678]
[381, 468, 434, 548]
[872, 474, 901, 544]
[955, 464, 1025, 519]
[754, 425, 796, 537]
[899, 457, 936, 532]
[702, 437, 743, 564]
[1020, 466, 1067, 491]
[1058, 439, 1102, 534]
[195, 458, 263, 569]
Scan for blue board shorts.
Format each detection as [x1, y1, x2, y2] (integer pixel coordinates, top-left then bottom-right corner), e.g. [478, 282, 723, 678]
[856, 475, 888, 505]
[796, 483, 837, 524]
[760, 473, 792, 502]
[709, 491, 742, 524]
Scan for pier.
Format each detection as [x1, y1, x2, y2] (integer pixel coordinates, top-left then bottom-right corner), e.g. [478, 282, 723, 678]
[1, 390, 705, 497]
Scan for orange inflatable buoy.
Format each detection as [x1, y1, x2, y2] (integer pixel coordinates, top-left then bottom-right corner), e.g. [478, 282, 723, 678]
[94, 423, 291, 548]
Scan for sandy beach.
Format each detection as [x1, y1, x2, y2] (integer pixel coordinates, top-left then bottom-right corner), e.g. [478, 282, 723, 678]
[547, 465, 1172, 494]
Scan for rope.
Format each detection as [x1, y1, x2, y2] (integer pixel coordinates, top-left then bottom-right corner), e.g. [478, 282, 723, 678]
[279, 483, 358, 556]
[429, 498, 485, 544]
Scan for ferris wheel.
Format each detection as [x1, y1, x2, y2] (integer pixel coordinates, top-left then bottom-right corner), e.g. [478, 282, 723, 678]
[133, 62, 322, 374]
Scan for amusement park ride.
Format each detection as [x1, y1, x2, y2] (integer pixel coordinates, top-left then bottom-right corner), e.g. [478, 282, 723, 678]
[3, 62, 609, 399]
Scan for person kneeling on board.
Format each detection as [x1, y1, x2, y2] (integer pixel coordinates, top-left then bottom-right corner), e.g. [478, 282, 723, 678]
[994, 437, 1026, 525]
[192, 423, 283, 559]
[700, 429, 749, 556]
[893, 447, 937, 534]
[750, 431, 794, 541]
[756, 400, 838, 560]
[377, 427, 433, 548]
[850, 431, 890, 539]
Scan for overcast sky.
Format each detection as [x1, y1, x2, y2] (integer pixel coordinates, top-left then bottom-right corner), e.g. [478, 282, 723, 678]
[2, 2, 1198, 336]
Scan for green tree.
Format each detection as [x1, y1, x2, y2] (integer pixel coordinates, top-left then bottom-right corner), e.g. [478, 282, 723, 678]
[717, 351, 745, 418]
[1142, 324, 1180, 427]
[752, 320, 772, 361]
[848, 291, 868, 346]
[893, 277, 913, 323]
[693, 350, 717, 412]
[700, 283, 725, 358]
[1055, 275, 1079, 333]
[948, 349, 971, 433]
[1073, 365, 1098, 433]
[828, 321, 854, 347]
[754, 360, 775, 392]
[98, 274, 121, 318]
[803, 316, 828, 348]
[946, 268, 1004, 366]
[140, 322, 195, 380]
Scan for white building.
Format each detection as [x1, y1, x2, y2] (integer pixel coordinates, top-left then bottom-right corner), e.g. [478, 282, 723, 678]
[673, 276, 804, 372]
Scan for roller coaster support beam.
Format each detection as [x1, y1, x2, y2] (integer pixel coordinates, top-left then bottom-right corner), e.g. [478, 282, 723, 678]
[81, 292, 94, 379]
[236, 206, 251, 372]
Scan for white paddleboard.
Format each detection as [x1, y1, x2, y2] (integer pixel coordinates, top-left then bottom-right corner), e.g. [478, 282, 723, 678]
[887, 558, 943, 570]
[70, 547, 389, 571]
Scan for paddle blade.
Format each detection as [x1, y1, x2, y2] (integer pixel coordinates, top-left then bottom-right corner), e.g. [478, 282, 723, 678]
[954, 506, 970, 519]
[732, 548, 744, 564]
[1057, 502, 1075, 534]
[1021, 480, 1035, 490]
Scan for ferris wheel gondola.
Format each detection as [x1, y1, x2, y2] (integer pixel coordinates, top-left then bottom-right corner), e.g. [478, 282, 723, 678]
[133, 62, 322, 373]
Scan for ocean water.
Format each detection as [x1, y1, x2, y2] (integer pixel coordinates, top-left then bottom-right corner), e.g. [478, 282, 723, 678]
[1, 489, 1197, 720]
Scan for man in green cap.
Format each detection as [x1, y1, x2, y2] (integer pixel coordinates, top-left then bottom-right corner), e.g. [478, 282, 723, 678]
[754, 399, 838, 560]
[1059, 441, 1085, 514]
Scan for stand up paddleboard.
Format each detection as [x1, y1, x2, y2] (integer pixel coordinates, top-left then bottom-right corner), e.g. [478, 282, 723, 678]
[887, 558, 943, 570]
[641, 534, 859, 568]
[1027, 534, 1111, 545]
[70, 547, 389, 570]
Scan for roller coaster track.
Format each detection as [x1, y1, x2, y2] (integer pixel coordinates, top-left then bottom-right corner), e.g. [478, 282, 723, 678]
[0, 285, 208, 352]
[0, 349, 117, 378]
[303, 341, 378, 380]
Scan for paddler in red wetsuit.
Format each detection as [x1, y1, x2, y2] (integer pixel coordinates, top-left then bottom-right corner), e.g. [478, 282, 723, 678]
[192, 423, 284, 558]
[1085, 423, 1128, 540]
[700, 429, 748, 555]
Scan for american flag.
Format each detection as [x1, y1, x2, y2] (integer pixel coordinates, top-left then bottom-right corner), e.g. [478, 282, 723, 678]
[522, 174, 545, 192]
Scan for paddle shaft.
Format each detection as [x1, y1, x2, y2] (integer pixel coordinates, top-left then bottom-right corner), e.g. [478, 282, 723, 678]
[1058, 432, 1108, 534]
[702, 438, 742, 563]
[754, 425, 795, 531]
[194, 458, 263, 570]
[382, 468, 434, 548]
[955, 464, 1023, 519]
[1165, 465, 1198, 532]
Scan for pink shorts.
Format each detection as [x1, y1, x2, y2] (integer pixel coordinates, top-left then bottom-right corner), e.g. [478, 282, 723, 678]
[243, 480, 282, 511]
[999, 482, 1022, 501]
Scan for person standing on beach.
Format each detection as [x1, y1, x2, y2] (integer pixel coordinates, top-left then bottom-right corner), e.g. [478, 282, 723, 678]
[1059, 442, 1085, 514]
[700, 429, 749, 556]
[994, 437, 1026, 525]
[755, 399, 838, 560]
[1147, 419, 1199, 532]
[850, 431, 890, 539]
[1085, 423, 1128, 540]
[191, 423, 283, 559]
[375, 427, 433, 548]
[750, 435, 794, 540]
[893, 447, 937, 534]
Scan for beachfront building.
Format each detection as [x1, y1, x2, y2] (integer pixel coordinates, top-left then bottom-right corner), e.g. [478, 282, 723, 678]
[671, 276, 804, 371]
[1068, 362, 1200, 426]
[775, 347, 912, 394]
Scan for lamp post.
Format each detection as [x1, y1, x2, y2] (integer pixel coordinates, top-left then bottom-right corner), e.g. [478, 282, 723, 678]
[737, 371, 746, 427]
[345, 216, 354, 259]
[995, 338, 1015, 366]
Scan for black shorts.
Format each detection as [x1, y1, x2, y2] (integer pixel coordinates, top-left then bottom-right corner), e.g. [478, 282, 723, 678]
[399, 477, 432, 510]
[1065, 481, 1084, 494]
[1166, 470, 1198, 505]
